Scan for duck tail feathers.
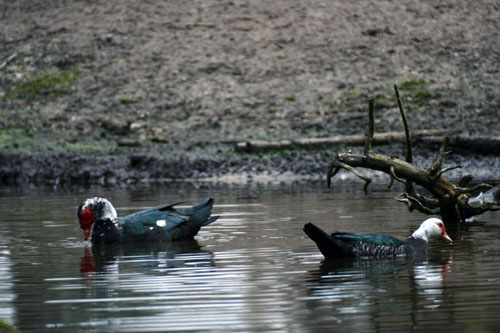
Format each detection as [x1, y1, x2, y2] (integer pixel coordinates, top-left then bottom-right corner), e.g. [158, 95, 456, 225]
[192, 198, 214, 210]
[203, 216, 219, 226]
[192, 198, 217, 225]
[303, 223, 342, 259]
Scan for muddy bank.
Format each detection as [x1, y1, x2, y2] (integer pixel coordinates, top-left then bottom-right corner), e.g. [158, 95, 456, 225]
[1, 141, 498, 186]
[0, 146, 328, 185]
[1, 1, 499, 186]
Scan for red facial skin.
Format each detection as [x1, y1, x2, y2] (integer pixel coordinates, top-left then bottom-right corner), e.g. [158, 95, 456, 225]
[436, 221, 453, 243]
[79, 206, 95, 240]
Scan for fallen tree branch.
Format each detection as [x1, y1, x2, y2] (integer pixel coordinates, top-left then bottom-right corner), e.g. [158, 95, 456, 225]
[394, 85, 413, 164]
[463, 203, 500, 217]
[364, 99, 375, 155]
[395, 193, 441, 215]
[435, 165, 462, 178]
[456, 183, 493, 195]
[389, 165, 405, 186]
[234, 132, 500, 153]
[327, 155, 372, 194]
[324, 85, 500, 224]
[418, 135, 500, 154]
[394, 84, 416, 196]
[428, 134, 452, 177]
[235, 129, 445, 151]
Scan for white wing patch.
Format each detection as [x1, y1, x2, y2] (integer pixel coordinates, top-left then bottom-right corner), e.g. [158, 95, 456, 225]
[156, 220, 166, 228]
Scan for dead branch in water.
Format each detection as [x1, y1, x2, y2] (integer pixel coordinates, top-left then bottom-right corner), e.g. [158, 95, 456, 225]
[326, 85, 499, 224]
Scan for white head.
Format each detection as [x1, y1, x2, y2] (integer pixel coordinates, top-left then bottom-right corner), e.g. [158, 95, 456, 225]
[77, 197, 118, 240]
[411, 218, 453, 243]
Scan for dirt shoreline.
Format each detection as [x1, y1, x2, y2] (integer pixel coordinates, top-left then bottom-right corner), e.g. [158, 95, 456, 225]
[1, 1, 499, 185]
[1, 141, 499, 186]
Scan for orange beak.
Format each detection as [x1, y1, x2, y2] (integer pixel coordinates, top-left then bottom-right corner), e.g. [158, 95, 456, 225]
[441, 232, 453, 243]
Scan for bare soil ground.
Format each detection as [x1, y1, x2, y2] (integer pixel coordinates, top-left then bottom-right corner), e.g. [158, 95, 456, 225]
[0, 0, 499, 185]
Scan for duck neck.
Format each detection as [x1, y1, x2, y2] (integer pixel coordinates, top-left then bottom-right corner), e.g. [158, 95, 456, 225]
[410, 227, 429, 242]
[99, 201, 117, 220]
[92, 218, 121, 244]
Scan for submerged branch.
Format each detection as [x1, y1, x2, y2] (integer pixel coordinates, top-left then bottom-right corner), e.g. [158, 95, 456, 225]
[456, 183, 494, 195]
[325, 87, 499, 223]
[463, 203, 500, 219]
[395, 193, 441, 215]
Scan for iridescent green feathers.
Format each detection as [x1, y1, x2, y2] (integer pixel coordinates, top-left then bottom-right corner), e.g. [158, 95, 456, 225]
[304, 223, 413, 259]
[331, 232, 405, 247]
[304, 218, 451, 259]
[118, 198, 218, 241]
[78, 197, 219, 244]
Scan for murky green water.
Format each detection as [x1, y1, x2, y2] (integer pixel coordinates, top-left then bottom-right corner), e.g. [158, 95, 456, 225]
[1, 183, 500, 332]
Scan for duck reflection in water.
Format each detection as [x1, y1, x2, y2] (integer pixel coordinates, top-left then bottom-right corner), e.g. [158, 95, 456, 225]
[80, 239, 214, 274]
[304, 250, 453, 330]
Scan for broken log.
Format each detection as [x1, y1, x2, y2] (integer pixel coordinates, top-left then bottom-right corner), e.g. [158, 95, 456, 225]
[235, 129, 444, 152]
[419, 135, 500, 154]
[235, 132, 500, 154]
[326, 85, 500, 224]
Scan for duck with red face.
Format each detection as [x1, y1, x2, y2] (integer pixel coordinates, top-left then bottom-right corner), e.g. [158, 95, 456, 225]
[77, 197, 218, 244]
